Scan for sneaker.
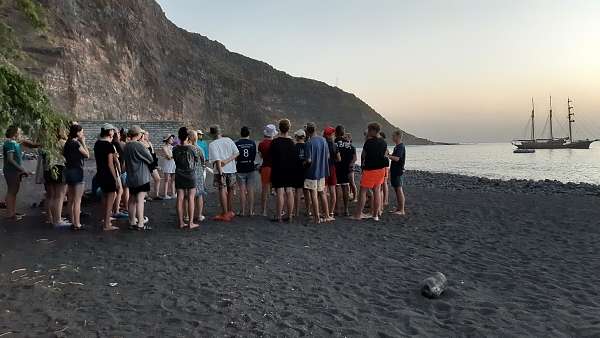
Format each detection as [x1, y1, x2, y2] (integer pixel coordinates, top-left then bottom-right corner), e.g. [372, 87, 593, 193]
[133, 216, 149, 224]
[112, 212, 129, 219]
[198, 215, 206, 222]
[54, 220, 72, 228]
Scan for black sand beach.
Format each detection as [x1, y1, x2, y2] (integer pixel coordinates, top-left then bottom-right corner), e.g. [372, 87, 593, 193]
[1, 169, 600, 337]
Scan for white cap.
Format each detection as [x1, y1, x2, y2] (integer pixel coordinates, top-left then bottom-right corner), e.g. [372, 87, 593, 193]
[263, 124, 277, 138]
[294, 129, 306, 138]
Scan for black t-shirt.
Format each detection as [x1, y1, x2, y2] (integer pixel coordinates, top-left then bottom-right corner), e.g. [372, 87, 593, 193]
[94, 140, 116, 179]
[326, 139, 339, 166]
[335, 137, 356, 172]
[362, 137, 388, 170]
[64, 139, 84, 170]
[235, 138, 257, 173]
[390, 143, 406, 177]
[270, 137, 298, 186]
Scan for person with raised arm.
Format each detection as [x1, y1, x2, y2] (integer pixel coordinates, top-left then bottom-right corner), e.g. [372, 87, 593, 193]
[63, 124, 90, 229]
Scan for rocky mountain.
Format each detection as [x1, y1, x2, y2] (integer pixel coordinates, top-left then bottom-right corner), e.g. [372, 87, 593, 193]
[1, 0, 434, 144]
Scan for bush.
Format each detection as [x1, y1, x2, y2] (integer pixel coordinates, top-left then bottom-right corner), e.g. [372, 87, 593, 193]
[16, 0, 47, 30]
[0, 64, 66, 159]
[0, 22, 19, 59]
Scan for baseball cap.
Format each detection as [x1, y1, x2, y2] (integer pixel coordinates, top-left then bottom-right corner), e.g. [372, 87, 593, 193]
[294, 129, 306, 138]
[127, 125, 143, 137]
[263, 124, 277, 138]
[323, 127, 336, 137]
[101, 123, 117, 131]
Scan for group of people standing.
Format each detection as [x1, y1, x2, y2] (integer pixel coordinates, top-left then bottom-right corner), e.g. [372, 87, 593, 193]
[1, 119, 406, 229]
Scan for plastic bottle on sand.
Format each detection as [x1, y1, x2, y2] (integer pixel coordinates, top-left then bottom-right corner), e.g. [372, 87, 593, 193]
[421, 272, 448, 298]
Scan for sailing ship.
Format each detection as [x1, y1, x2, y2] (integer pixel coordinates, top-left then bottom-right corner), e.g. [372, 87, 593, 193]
[512, 97, 597, 150]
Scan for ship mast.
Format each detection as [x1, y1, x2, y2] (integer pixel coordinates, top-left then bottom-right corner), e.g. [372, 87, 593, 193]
[568, 98, 575, 141]
[549, 95, 554, 139]
[531, 98, 535, 140]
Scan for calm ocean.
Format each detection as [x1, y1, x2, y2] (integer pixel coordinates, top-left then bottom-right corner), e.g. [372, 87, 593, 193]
[358, 142, 600, 185]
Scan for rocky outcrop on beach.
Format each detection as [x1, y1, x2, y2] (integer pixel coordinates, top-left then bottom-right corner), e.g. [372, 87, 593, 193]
[0, 0, 434, 144]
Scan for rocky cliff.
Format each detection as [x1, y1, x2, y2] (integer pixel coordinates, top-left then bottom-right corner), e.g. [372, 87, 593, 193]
[1, 0, 433, 144]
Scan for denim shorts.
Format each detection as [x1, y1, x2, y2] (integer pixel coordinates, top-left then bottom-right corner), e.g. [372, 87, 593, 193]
[236, 171, 256, 186]
[64, 167, 84, 186]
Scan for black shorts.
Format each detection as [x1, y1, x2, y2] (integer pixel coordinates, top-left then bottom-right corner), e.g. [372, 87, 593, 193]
[99, 177, 118, 193]
[130, 183, 151, 195]
[336, 167, 350, 185]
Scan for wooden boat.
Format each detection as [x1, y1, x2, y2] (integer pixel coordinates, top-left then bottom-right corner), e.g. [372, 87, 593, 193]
[512, 97, 597, 150]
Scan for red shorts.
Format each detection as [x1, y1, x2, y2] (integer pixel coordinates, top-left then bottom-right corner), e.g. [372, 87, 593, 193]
[360, 168, 386, 189]
[325, 165, 337, 186]
[260, 166, 271, 185]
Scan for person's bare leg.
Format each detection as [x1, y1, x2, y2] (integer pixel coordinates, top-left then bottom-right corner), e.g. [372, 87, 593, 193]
[329, 186, 337, 217]
[286, 188, 295, 222]
[351, 188, 369, 220]
[169, 174, 174, 197]
[248, 185, 255, 216]
[309, 189, 320, 224]
[239, 183, 247, 216]
[5, 177, 20, 218]
[341, 185, 350, 216]
[128, 193, 137, 226]
[394, 187, 406, 215]
[303, 188, 311, 216]
[56, 184, 67, 224]
[276, 187, 285, 222]
[320, 190, 333, 222]
[121, 187, 129, 210]
[66, 185, 75, 224]
[113, 186, 122, 215]
[227, 187, 235, 214]
[72, 184, 84, 227]
[294, 189, 301, 217]
[45, 184, 55, 224]
[372, 185, 381, 221]
[261, 183, 270, 216]
[188, 188, 199, 228]
[136, 192, 146, 228]
[155, 173, 161, 198]
[176, 189, 186, 228]
[219, 188, 228, 215]
[196, 195, 204, 220]
[103, 192, 118, 231]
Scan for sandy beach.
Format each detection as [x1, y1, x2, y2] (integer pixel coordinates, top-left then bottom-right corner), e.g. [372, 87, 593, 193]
[1, 168, 600, 336]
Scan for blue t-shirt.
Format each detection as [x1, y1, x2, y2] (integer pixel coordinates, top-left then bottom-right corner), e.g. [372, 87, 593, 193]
[2, 139, 22, 172]
[197, 140, 209, 160]
[235, 138, 257, 173]
[305, 135, 329, 180]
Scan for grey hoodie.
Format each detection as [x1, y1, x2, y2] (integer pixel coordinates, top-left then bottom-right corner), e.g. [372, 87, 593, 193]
[123, 141, 153, 188]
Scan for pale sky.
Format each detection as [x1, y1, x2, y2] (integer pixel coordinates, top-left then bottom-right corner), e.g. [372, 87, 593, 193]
[156, 0, 600, 143]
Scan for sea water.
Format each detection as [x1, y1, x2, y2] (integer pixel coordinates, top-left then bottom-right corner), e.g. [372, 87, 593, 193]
[358, 142, 600, 185]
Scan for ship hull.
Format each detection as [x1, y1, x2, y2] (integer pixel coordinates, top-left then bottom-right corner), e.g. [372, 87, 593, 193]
[513, 139, 595, 150]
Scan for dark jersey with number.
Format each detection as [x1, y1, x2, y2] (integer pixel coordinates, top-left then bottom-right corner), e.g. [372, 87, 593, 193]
[235, 139, 257, 173]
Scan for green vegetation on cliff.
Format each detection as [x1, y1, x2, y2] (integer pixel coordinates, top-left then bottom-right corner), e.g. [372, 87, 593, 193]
[1, 0, 65, 158]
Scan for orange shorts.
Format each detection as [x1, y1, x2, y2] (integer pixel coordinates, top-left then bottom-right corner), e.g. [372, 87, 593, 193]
[360, 168, 386, 189]
[260, 166, 272, 185]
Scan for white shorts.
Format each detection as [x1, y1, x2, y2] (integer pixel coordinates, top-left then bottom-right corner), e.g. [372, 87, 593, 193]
[304, 178, 325, 192]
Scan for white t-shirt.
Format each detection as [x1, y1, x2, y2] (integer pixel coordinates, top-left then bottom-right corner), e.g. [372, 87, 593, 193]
[208, 137, 240, 174]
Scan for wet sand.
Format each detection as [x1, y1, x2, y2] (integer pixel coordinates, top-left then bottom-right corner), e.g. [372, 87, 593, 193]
[1, 169, 600, 336]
